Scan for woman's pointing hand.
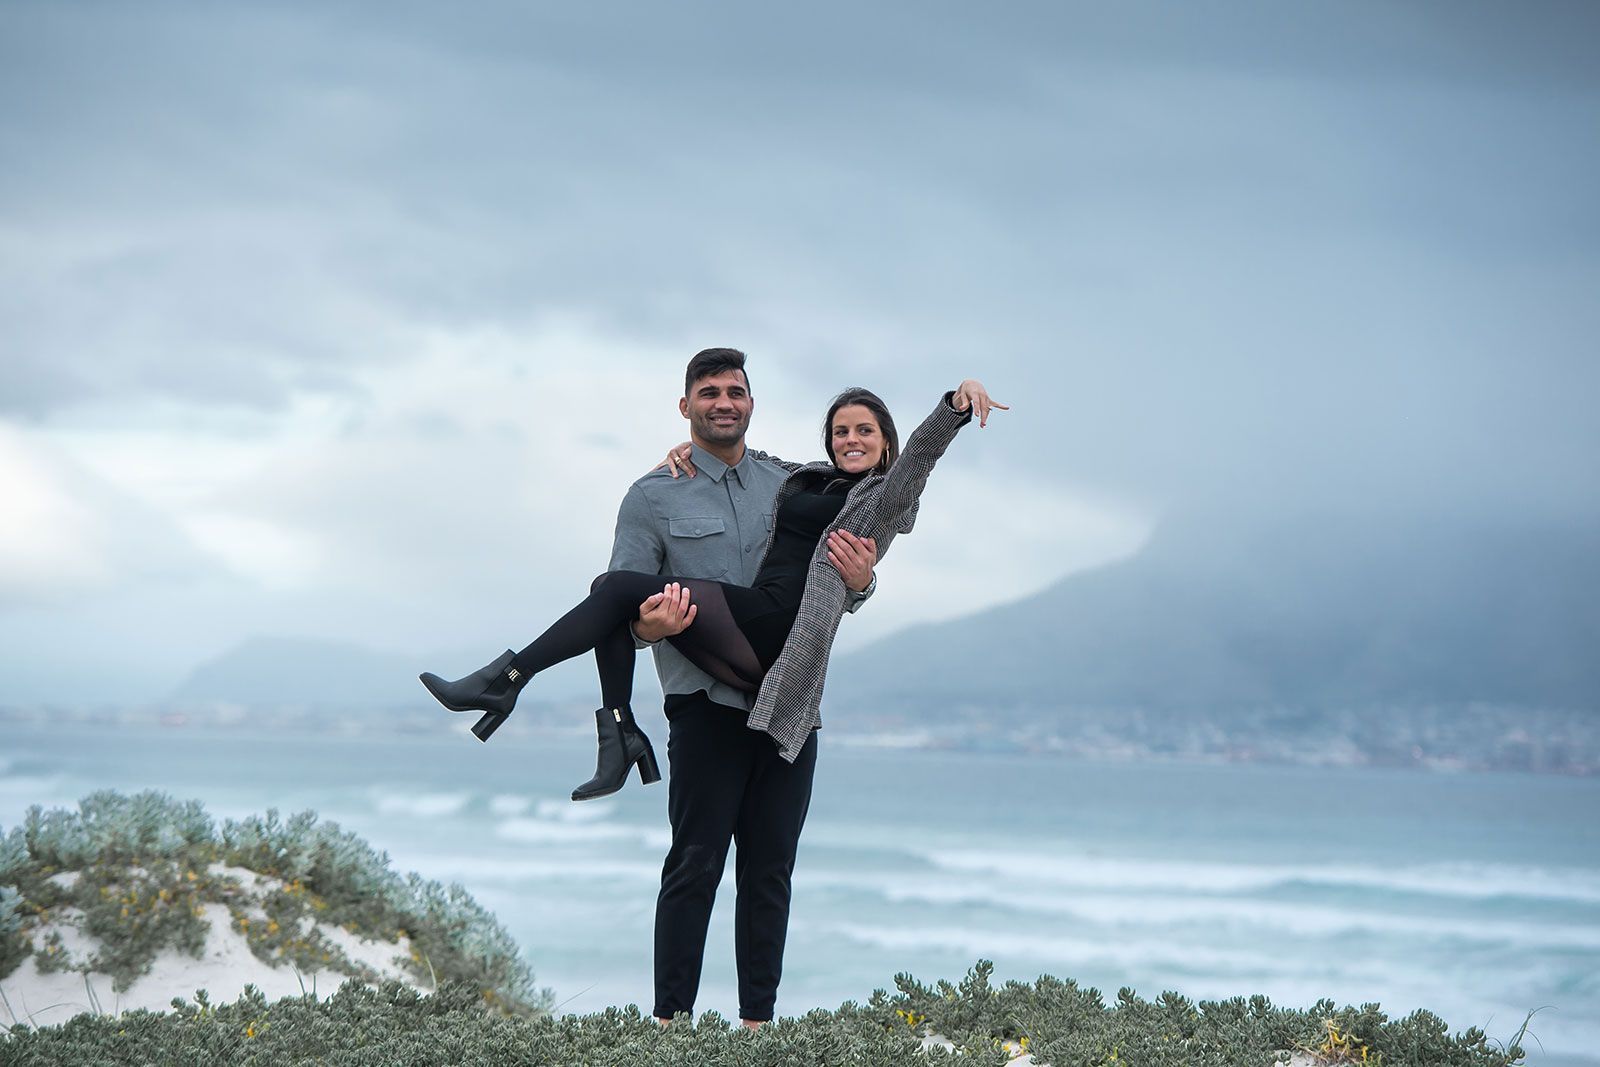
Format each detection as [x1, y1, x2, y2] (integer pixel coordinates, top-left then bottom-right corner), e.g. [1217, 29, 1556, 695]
[953, 379, 1009, 427]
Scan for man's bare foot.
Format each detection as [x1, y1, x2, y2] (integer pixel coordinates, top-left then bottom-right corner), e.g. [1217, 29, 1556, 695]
[741, 1019, 763, 1031]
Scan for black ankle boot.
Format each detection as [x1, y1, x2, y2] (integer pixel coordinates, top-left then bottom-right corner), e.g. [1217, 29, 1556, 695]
[419, 651, 529, 742]
[571, 707, 661, 802]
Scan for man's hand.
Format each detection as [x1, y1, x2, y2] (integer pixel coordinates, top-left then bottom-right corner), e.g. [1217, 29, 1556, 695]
[826, 530, 878, 592]
[633, 583, 697, 642]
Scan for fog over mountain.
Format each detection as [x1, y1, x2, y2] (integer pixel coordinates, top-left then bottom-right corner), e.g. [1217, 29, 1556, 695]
[155, 509, 1598, 731]
[828, 510, 1600, 717]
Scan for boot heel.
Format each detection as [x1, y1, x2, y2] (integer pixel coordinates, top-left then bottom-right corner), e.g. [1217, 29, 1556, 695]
[472, 711, 508, 742]
[635, 739, 661, 785]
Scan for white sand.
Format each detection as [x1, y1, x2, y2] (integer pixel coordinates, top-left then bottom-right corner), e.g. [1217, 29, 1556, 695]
[0, 867, 422, 1029]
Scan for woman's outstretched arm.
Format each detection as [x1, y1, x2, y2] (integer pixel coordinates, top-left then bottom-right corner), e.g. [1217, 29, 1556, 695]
[871, 379, 1008, 531]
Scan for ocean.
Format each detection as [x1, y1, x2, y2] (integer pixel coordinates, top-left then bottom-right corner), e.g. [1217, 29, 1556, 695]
[3, 717, 1597, 1064]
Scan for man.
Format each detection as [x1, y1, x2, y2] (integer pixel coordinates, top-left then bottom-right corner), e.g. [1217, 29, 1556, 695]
[608, 348, 877, 1029]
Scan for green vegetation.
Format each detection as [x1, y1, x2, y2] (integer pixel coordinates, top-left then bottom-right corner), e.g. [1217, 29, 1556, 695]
[0, 962, 1526, 1066]
[0, 791, 545, 1012]
[0, 885, 24, 978]
[0, 793, 1529, 1064]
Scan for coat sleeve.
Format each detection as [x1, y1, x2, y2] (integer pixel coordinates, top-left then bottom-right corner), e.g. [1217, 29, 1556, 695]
[870, 392, 973, 535]
[744, 447, 807, 473]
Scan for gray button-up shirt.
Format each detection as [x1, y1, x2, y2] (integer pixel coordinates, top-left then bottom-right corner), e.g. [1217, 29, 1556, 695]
[608, 442, 867, 711]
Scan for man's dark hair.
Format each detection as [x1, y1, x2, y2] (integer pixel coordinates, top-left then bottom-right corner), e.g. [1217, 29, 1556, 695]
[685, 348, 750, 397]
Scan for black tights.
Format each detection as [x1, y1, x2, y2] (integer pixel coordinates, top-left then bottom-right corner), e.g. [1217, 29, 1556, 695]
[509, 571, 768, 710]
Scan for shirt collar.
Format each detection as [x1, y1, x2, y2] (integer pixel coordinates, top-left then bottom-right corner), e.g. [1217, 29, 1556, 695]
[689, 443, 743, 486]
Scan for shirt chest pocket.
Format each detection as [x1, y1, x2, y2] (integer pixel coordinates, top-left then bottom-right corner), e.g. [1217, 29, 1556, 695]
[665, 515, 733, 580]
[668, 517, 726, 540]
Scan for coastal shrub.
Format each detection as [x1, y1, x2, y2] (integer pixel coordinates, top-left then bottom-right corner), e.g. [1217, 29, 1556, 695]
[0, 827, 26, 883]
[219, 809, 406, 914]
[0, 793, 1534, 1064]
[0, 966, 1527, 1067]
[22, 791, 215, 869]
[2, 827, 31, 980]
[878, 963, 1523, 1067]
[0, 791, 547, 1012]
[0, 886, 25, 979]
[216, 807, 543, 1009]
[80, 862, 211, 991]
[401, 874, 542, 1013]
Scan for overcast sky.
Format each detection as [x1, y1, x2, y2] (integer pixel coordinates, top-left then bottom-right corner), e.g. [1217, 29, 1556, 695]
[2, 1, 1597, 702]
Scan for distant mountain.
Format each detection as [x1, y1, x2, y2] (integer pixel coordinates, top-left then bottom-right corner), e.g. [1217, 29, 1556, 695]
[827, 513, 1600, 716]
[169, 636, 426, 710]
[172, 515, 1598, 722]
[168, 635, 637, 713]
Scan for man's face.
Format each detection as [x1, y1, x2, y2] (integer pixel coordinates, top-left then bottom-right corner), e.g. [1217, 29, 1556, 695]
[679, 369, 753, 447]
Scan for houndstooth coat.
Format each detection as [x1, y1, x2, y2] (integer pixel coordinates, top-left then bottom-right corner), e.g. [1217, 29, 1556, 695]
[747, 392, 973, 761]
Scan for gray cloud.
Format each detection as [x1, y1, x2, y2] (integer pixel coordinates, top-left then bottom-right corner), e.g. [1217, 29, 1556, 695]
[0, 0, 1596, 707]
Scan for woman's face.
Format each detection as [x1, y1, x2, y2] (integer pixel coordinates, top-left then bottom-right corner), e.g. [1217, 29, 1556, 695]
[830, 404, 885, 474]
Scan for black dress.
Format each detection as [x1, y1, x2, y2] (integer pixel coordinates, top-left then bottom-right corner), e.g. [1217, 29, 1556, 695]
[722, 472, 859, 669]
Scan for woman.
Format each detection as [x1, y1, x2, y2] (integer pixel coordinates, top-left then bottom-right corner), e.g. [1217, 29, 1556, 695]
[420, 378, 1006, 799]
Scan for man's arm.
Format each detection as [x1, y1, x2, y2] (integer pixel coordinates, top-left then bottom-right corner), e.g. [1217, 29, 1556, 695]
[608, 484, 693, 644]
[661, 444, 808, 478]
[609, 484, 663, 573]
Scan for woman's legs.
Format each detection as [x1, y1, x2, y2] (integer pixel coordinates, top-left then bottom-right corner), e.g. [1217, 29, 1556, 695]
[423, 568, 772, 769]
[500, 570, 769, 801]
[510, 570, 768, 704]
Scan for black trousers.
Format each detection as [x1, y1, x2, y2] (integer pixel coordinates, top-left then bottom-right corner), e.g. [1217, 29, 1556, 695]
[652, 691, 819, 1022]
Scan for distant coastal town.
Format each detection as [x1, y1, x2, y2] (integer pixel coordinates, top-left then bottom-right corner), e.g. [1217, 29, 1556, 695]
[828, 701, 1600, 776]
[5, 701, 1594, 776]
